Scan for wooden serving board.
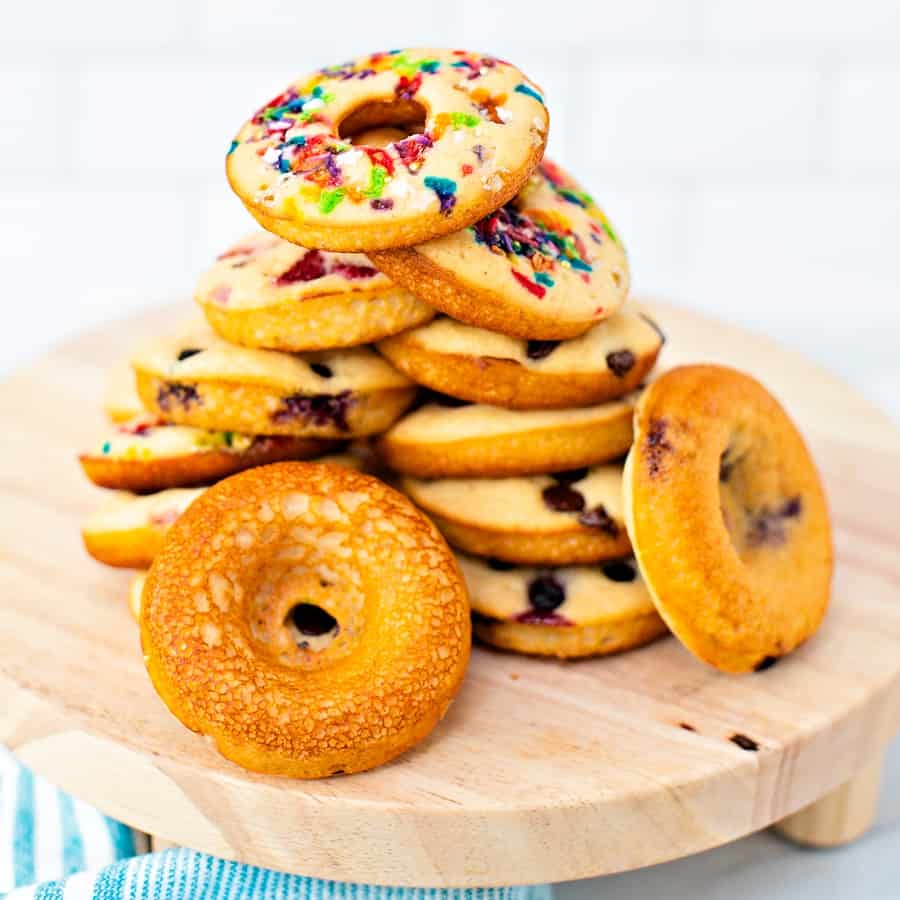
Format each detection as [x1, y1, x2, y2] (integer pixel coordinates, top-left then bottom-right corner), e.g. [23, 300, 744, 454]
[1, 302, 899, 888]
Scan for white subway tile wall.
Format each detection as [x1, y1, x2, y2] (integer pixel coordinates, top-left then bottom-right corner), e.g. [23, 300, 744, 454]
[2, 0, 898, 417]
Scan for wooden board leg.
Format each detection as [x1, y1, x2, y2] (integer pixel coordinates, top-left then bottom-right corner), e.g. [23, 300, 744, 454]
[774, 752, 885, 848]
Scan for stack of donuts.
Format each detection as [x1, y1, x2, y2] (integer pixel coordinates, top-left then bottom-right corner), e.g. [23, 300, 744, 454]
[77, 48, 834, 777]
[80, 46, 668, 661]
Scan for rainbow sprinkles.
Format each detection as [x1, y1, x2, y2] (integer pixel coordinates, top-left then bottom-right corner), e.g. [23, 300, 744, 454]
[226, 48, 549, 250]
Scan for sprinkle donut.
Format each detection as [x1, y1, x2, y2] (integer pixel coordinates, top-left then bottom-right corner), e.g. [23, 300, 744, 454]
[132, 324, 415, 438]
[378, 396, 636, 478]
[402, 465, 631, 565]
[624, 365, 833, 674]
[196, 232, 434, 352]
[80, 416, 339, 492]
[227, 49, 549, 251]
[378, 310, 663, 409]
[140, 462, 471, 778]
[371, 160, 628, 340]
[460, 555, 667, 659]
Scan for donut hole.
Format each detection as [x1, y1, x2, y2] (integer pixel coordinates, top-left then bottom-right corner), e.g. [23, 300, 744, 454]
[718, 433, 802, 560]
[286, 602, 339, 651]
[339, 99, 427, 143]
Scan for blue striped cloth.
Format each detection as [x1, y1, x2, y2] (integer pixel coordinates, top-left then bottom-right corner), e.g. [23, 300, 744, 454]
[0, 749, 552, 900]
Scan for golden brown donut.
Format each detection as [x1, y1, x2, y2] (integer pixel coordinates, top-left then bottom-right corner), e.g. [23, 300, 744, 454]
[377, 310, 663, 410]
[227, 49, 548, 252]
[460, 555, 667, 659]
[378, 396, 635, 478]
[401, 465, 631, 565]
[132, 322, 415, 438]
[82, 488, 204, 569]
[81, 452, 368, 569]
[141, 462, 471, 778]
[624, 365, 833, 674]
[196, 232, 434, 352]
[79, 416, 339, 492]
[371, 160, 629, 340]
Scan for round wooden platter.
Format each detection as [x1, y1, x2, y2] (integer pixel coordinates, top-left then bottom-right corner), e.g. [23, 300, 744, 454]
[1, 301, 899, 889]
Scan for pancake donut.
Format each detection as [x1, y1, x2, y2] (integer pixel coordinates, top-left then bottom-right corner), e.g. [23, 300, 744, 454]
[82, 488, 204, 569]
[459, 555, 667, 658]
[401, 465, 631, 565]
[132, 323, 415, 438]
[623, 365, 833, 674]
[377, 310, 663, 409]
[371, 160, 628, 340]
[141, 462, 471, 778]
[82, 453, 368, 569]
[196, 232, 434, 352]
[378, 395, 635, 478]
[227, 49, 549, 251]
[80, 416, 339, 492]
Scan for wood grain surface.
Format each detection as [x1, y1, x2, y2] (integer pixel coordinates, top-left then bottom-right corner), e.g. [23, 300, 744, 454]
[0, 301, 898, 888]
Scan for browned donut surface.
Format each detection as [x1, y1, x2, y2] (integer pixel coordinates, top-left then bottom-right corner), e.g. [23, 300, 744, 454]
[141, 462, 471, 778]
[624, 365, 833, 674]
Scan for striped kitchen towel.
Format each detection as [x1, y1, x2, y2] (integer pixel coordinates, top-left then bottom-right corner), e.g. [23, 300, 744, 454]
[0, 749, 553, 900]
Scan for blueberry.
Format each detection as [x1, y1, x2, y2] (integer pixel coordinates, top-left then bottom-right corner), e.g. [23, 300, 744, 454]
[527, 574, 566, 611]
[526, 340, 560, 361]
[550, 467, 589, 484]
[601, 560, 636, 582]
[542, 484, 586, 512]
[487, 558, 516, 571]
[176, 348, 203, 362]
[578, 504, 620, 536]
[606, 349, 636, 377]
[310, 362, 333, 378]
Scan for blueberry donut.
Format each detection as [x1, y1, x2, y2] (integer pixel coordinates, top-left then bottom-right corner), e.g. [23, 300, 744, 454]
[401, 465, 630, 565]
[371, 160, 628, 340]
[377, 309, 663, 409]
[378, 395, 635, 478]
[79, 415, 339, 493]
[132, 324, 415, 438]
[227, 49, 549, 252]
[141, 462, 470, 778]
[459, 555, 667, 658]
[196, 232, 434, 352]
[82, 488, 204, 569]
[624, 365, 833, 674]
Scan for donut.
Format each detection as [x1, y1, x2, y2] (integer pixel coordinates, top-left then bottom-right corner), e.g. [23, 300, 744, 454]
[82, 452, 370, 569]
[79, 415, 339, 492]
[196, 231, 434, 352]
[459, 555, 667, 658]
[104, 358, 144, 423]
[377, 309, 663, 409]
[623, 365, 833, 674]
[128, 572, 146, 622]
[141, 462, 471, 778]
[371, 160, 628, 340]
[378, 395, 635, 478]
[401, 465, 630, 565]
[82, 488, 204, 569]
[226, 49, 549, 251]
[132, 323, 415, 438]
